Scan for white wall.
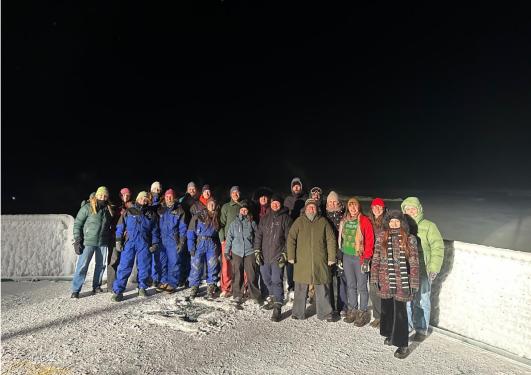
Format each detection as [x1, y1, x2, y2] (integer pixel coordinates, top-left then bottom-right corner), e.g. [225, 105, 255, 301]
[1, 215, 77, 277]
[1, 215, 530, 359]
[434, 241, 531, 359]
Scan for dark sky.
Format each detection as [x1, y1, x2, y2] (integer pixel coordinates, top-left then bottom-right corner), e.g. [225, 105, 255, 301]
[3, 2, 531, 215]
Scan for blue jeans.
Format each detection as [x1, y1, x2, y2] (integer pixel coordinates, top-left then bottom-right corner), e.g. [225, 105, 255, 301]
[260, 262, 284, 304]
[71, 245, 108, 292]
[343, 254, 368, 311]
[407, 268, 431, 334]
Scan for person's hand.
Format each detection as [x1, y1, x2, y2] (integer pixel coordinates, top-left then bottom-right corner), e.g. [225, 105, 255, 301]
[224, 253, 232, 262]
[429, 272, 438, 282]
[115, 241, 123, 252]
[149, 244, 159, 253]
[73, 239, 84, 255]
[277, 252, 287, 268]
[327, 260, 335, 266]
[288, 259, 295, 264]
[254, 250, 263, 266]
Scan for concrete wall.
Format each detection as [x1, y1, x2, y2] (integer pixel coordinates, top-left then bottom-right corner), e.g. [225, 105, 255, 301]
[1, 215, 530, 359]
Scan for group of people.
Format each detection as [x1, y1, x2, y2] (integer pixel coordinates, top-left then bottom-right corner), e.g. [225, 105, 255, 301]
[70, 177, 444, 359]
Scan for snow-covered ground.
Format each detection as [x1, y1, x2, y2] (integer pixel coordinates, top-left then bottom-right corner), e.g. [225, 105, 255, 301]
[1, 280, 530, 375]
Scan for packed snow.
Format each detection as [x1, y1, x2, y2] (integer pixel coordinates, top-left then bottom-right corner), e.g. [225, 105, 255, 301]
[1, 280, 530, 375]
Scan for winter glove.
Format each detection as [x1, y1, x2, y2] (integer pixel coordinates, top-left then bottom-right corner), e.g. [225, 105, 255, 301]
[177, 237, 186, 253]
[224, 253, 232, 262]
[115, 241, 123, 252]
[254, 250, 264, 266]
[361, 259, 370, 273]
[277, 252, 288, 268]
[149, 244, 159, 253]
[429, 272, 438, 282]
[73, 239, 84, 255]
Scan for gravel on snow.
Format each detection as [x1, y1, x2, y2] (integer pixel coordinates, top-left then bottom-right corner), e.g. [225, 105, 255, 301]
[1, 280, 529, 375]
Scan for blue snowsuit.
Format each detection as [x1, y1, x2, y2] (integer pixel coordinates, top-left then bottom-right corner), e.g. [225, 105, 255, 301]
[187, 212, 220, 287]
[113, 204, 160, 293]
[157, 203, 187, 288]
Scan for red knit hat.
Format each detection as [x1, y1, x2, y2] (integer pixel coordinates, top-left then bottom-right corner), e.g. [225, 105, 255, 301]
[120, 188, 131, 195]
[165, 189, 175, 197]
[371, 197, 385, 207]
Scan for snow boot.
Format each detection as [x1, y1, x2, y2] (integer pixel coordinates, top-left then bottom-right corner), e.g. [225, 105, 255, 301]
[92, 287, 105, 294]
[271, 303, 282, 322]
[394, 347, 411, 359]
[164, 285, 176, 294]
[189, 286, 199, 299]
[354, 310, 371, 327]
[262, 296, 275, 310]
[343, 309, 360, 324]
[111, 293, 123, 302]
[138, 288, 147, 297]
[206, 284, 216, 299]
[155, 283, 168, 293]
[71, 292, 79, 299]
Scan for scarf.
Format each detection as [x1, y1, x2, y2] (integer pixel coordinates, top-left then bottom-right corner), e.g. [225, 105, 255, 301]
[386, 230, 410, 294]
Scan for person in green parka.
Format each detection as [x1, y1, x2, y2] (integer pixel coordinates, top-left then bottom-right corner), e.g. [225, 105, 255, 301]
[401, 197, 444, 341]
[287, 199, 338, 321]
[71, 186, 114, 298]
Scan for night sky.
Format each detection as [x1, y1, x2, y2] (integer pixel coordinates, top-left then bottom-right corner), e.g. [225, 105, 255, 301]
[3, 3, 531, 216]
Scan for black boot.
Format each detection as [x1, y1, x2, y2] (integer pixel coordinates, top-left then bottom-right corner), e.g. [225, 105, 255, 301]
[271, 303, 282, 322]
[394, 346, 411, 359]
[262, 296, 275, 310]
[71, 292, 79, 299]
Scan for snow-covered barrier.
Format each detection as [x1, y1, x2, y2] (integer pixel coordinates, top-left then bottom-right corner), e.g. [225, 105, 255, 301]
[432, 241, 531, 360]
[1, 215, 77, 277]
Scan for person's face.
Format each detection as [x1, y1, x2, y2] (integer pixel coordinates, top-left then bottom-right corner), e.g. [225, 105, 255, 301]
[305, 204, 317, 215]
[231, 191, 240, 202]
[371, 205, 384, 218]
[311, 192, 321, 200]
[292, 184, 301, 194]
[404, 206, 418, 218]
[121, 193, 131, 202]
[327, 199, 340, 211]
[165, 194, 174, 206]
[188, 186, 197, 197]
[138, 196, 149, 205]
[240, 207, 248, 216]
[259, 196, 269, 206]
[202, 190, 211, 200]
[207, 201, 216, 212]
[348, 201, 359, 216]
[152, 186, 161, 195]
[389, 218, 401, 229]
[95, 192, 108, 201]
[271, 201, 281, 212]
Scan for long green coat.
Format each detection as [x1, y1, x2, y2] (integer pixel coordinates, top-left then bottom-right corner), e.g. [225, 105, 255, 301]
[287, 214, 337, 285]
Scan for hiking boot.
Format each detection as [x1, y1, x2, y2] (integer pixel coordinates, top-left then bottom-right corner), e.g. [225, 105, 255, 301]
[370, 319, 380, 328]
[232, 296, 243, 305]
[220, 290, 230, 298]
[384, 337, 392, 346]
[111, 293, 123, 302]
[138, 288, 147, 297]
[206, 284, 216, 299]
[262, 296, 275, 310]
[343, 309, 359, 323]
[322, 312, 339, 322]
[155, 283, 168, 293]
[71, 292, 80, 299]
[189, 286, 199, 299]
[394, 346, 411, 359]
[92, 287, 105, 294]
[354, 310, 371, 327]
[413, 332, 427, 342]
[164, 285, 176, 294]
[271, 303, 282, 322]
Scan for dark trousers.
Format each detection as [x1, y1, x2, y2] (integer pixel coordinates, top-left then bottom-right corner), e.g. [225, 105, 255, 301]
[293, 283, 332, 320]
[286, 262, 295, 291]
[380, 298, 409, 348]
[107, 245, 121, 290]
[231, 254, 260, 299]
[369, 280, 381, 319]
[260, 262, 284, 303]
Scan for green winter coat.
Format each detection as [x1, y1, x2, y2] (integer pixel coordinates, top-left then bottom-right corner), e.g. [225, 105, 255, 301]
[219, 200, 242, 242]
[287, 214, 337, 285]
[73, 199, 114, 247]
[401, 197, 444, 273]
